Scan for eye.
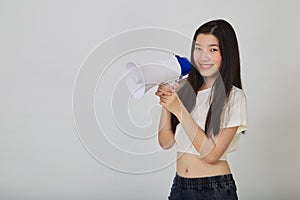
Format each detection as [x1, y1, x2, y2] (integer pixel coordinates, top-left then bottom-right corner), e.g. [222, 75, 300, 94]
[210, 48, 219, 52]
[195, 47, 202, 52]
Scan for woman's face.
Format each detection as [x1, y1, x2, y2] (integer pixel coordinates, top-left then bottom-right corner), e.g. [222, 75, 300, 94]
[193, 34, 222, 78]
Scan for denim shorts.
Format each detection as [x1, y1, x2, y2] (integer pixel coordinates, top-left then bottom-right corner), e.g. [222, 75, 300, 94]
[168, 173, 238, 200]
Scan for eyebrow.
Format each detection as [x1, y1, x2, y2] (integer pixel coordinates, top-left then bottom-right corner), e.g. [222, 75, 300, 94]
[195, 43, 219, 47]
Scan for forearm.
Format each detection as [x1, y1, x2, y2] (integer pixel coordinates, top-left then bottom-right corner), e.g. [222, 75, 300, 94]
[175, 104, 211, 155]
[175, 104, 237, 163]
[159, 91, 238, 163]
[158, 108, 175, 149]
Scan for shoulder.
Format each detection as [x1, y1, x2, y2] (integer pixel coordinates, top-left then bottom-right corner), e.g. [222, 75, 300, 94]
[230, 86, 246, 99]
[231, 86, 245, 95]
[227, 86, 247, 106]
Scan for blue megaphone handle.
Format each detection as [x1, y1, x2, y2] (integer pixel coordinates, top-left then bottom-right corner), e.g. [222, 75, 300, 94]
[175, 55, 192, 77]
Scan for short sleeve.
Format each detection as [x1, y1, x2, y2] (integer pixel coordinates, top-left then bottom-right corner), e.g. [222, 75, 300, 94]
[222, 87, 248, 134]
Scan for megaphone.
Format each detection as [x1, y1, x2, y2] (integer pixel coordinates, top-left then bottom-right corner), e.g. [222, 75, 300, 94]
[125, 54, 191, 99]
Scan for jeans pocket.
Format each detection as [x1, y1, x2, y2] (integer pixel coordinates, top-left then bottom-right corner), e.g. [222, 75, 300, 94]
[225, 184, 238, 200]
[168, 184, 181, 200]
[213, 185, 238, 200]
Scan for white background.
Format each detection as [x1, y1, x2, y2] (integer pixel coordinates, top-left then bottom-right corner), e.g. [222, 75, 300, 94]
[0, 0, 299, 199]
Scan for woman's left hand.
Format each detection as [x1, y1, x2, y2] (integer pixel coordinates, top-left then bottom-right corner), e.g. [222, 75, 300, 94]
[159, 91, 183, 120]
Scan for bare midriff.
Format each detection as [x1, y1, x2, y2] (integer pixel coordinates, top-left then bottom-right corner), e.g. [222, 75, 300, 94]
[176, 153, 231, 178]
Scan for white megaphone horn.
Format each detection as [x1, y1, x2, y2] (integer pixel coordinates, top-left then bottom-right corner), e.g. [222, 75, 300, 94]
[125, 54, 191, 99]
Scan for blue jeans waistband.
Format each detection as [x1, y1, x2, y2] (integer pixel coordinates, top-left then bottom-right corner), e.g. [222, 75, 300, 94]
[173, 173, 236, 190]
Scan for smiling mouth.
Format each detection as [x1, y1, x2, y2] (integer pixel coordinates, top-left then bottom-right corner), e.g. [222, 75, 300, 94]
[200, 64, 214, 68]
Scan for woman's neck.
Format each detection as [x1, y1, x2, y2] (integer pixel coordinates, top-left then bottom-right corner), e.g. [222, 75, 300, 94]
[200, 76, 216, 90]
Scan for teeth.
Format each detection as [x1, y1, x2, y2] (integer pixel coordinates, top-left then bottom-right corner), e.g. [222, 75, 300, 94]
[200, 64, 213, 68]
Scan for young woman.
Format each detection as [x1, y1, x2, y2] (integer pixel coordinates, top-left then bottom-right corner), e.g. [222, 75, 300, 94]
[155, 19, 247, 199]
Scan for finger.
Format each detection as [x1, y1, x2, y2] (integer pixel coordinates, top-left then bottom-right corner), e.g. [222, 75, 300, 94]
[160, 95, 169, 103]
[158, 83, 174, 93]
[172, 82, 180, 90]
[156, 85, 171, 96]
[157, 89, 172, 96]
[155, 91, 163, 97]
[160, 96, 172, 105]
[159, 101, 168, 109]
[160, 94, 171, 100]
[159, 97, 167, 104]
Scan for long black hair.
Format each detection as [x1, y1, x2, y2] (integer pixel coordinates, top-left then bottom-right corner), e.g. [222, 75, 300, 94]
[171, 19, 242, 137]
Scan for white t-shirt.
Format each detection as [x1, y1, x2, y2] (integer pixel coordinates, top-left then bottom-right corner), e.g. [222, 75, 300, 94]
[175, 86, 248, 160]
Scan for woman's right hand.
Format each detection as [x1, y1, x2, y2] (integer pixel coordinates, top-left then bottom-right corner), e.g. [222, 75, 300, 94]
[155, 83, 175, 97]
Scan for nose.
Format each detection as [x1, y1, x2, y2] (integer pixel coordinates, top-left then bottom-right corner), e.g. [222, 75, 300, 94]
[199, 50, 211, 62]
